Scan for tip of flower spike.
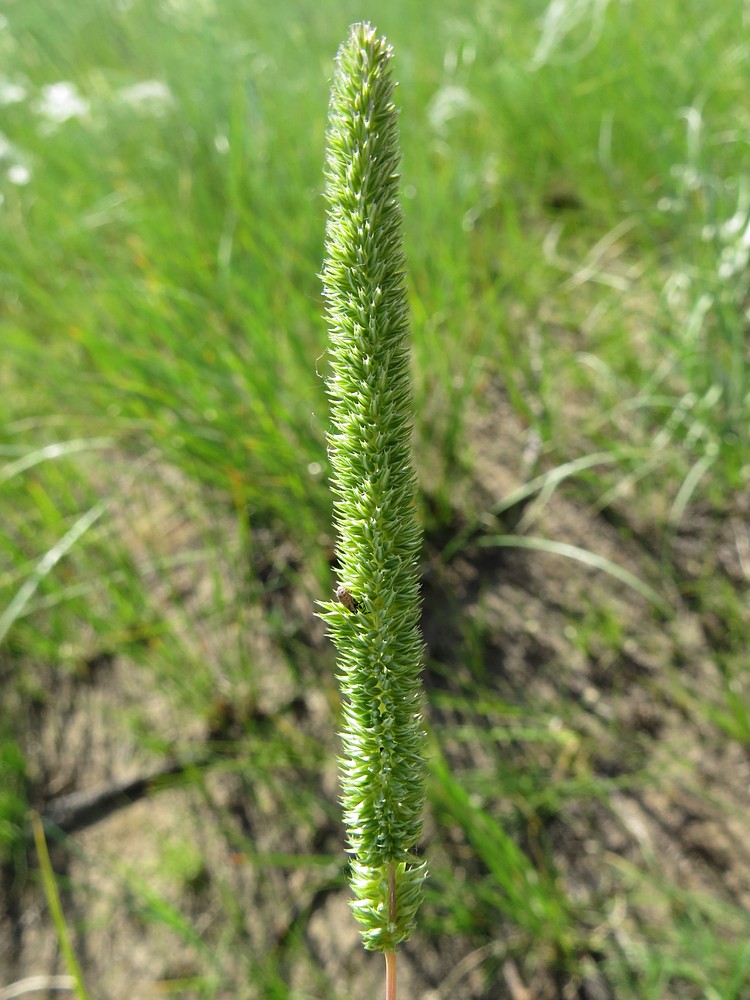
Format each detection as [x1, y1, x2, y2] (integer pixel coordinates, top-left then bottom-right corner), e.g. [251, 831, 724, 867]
[349, 21, 377, 41]
[344, 21, 393, 61]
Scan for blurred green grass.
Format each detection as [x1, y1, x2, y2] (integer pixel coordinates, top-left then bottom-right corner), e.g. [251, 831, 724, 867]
[2, 0, 750, 996]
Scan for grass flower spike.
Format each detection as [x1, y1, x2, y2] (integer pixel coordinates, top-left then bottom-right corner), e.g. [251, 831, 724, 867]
[319, 22, 427, 956]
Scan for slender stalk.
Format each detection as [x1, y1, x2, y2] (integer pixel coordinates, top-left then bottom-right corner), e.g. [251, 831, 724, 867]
[385, 950, 397, 1000]
[318, 20, 428, 958]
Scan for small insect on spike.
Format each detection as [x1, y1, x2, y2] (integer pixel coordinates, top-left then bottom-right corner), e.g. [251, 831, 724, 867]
[336, 585, 361, 613]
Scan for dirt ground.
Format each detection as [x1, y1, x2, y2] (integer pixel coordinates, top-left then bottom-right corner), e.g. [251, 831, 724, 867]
[2, 393, 749, 999]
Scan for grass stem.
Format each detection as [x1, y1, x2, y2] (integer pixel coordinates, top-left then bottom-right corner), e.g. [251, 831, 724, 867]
[385, 951, 397, 1000]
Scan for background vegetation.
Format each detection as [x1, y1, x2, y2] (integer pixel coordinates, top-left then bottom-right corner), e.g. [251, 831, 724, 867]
[1, 0, 749, 997]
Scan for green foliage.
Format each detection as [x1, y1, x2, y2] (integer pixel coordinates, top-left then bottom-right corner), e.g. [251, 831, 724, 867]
[0, 734, 28, 864]
[430, 746, 571, 947]
[317, 23, 427, 951]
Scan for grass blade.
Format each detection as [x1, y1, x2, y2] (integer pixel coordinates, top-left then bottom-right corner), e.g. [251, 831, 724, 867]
[478, 533, 668, 611]
[0, 502, 105, 645]
[29, 812, 90, 1000]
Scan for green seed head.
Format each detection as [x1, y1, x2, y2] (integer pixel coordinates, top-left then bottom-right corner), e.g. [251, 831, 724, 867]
[318, 22, 427, 951]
